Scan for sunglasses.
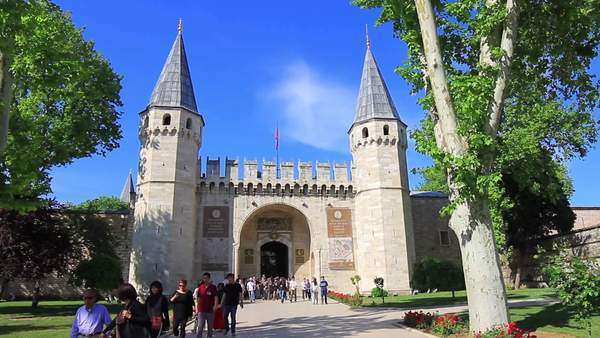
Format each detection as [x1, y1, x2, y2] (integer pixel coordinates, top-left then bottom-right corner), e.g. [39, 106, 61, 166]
[83, 296, 95, 300]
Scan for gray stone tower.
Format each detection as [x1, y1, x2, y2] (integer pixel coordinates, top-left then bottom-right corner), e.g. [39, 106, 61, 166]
[129, 21, 204, 292]
[349, 32, 416, 294]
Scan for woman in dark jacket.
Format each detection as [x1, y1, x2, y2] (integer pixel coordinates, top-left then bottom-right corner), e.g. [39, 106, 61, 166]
[170, 279, 194, 338]
[145, 281, 170, 338]
[103, 283, 151, 338]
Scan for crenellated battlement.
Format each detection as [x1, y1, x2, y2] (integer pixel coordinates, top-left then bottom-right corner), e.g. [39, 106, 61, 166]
[197, 157, 355, 198]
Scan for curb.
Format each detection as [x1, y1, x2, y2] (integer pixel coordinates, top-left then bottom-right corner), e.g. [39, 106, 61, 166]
[392, 322, 438, 338]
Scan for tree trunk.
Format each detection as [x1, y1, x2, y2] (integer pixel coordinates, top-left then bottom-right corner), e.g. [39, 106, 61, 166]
[0, 50, 14, 155]
[0, 278, 9, 300]
[31, 281, 41, 309]
[415, 0, 510, 331]
[513, 248, 523, 289]
[449, 199, 509, 331]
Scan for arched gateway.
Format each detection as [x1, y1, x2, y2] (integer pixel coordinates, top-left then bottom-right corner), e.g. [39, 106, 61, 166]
[236, 204, 312, 279]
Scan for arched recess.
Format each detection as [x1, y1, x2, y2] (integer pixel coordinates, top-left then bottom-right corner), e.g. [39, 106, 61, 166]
[236, 203, 312, 279]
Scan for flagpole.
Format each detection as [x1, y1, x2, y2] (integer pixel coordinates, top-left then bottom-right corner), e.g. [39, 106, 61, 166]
[276, 121, 280, 179]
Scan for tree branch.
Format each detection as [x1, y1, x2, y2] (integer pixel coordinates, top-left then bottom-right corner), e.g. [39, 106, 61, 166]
[414, 0, 467, 156]
[485, 0, 519, 137]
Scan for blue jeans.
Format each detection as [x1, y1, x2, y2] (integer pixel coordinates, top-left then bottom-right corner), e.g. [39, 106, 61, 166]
[223, 305, 238, 334]
[321, 288, 328, 304]
[278, 289, 286, 303]
[249, 290, 255, 302]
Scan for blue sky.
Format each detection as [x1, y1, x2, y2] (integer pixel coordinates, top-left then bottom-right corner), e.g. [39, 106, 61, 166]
[50, 0, 599, 206]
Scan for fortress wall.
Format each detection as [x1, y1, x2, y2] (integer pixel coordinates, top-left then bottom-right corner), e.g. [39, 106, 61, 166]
[197, 158, 355, 198]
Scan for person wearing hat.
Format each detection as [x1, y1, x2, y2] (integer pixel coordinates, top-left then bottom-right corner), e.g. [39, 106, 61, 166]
[70, 288, 111, 338]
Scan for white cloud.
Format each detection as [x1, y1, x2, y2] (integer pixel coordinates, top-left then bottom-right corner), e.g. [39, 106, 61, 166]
[262, 61, 355, 152]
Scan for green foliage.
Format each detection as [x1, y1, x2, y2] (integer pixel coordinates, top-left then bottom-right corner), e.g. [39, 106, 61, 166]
[411, 257, 465, 298]
[67, 213, 122, 291]
[350, 275, 362, 300]
[0, 0, 123, 210]
[371, 287, 388, 298]
[543, 247, 600, 337]
[72, 196, 129, 213]
[372, 277, 387, 302]
[354, 0, 599, 216]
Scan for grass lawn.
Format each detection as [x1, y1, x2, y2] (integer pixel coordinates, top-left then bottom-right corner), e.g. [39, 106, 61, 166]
[362, 287, 557, 309]
[0, 300, 122, 338]
[510, 304, 598, 338]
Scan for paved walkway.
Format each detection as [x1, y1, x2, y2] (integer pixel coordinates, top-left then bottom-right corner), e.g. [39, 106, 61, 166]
[171, 297, 558, 337]
[176, 299, 427, 337]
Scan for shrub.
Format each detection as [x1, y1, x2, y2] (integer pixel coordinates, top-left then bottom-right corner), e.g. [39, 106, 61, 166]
[411, 257, 465, 298]
[432, 313, 464, 336]
[371, 286, 388, 298]
[403, 311, 435, 329]
[542, 246, 599, 338]
[474, 322, 536, 338]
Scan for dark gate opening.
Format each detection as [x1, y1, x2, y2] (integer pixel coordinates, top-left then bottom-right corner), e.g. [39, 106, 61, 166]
[260, 241, 289, 277]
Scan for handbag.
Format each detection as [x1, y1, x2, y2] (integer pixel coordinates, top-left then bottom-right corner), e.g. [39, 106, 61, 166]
[150, 315, 162, 330]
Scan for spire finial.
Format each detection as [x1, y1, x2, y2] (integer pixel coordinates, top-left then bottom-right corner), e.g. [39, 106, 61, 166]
[178, 18, 183, 34]
[365, 24, 371, 49]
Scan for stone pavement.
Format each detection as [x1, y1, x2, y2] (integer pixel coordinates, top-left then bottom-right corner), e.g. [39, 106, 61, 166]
[174, 299, 428, 337]
[167, 297, 558, 337]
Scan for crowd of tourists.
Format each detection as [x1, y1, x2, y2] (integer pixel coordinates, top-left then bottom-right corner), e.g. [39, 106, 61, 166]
[69, 274, 329, 338]
[240, 275, 329, 305]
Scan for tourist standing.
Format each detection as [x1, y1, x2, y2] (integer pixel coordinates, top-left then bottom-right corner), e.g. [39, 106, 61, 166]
[213, 283, 226, 332]
[319, 276, 329, 304]
[170, 279, 194, 337]
[288, 277, 298, 302]
[304, 278, 311, 301]
[70, 288, 112, 338]
[145, 281, 170, 338]
[222, 273, 244, 336]
[311, 278, 319, 305]
[103, 283, 151, 338]
[246, 278, 256, 303]
[195, 272, 219, 338]
[277, 277, 287, 303]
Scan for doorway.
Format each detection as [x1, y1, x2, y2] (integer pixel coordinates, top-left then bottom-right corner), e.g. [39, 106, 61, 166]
[260, 241, 289, 277]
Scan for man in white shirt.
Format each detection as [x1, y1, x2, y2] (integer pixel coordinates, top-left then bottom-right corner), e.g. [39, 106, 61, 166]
[246, 278, 256, 303]
[288, 276, 298, 302]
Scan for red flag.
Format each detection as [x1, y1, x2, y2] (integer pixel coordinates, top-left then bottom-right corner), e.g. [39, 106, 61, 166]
[275, 126, 279, 150]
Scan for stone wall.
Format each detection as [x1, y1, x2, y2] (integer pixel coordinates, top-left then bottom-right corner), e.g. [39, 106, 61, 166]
[410, 192, 462, 266]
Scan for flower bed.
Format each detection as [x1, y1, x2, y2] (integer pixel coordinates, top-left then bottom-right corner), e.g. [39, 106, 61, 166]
[328, 290, 362, 307]
[402, 311, 536, 338]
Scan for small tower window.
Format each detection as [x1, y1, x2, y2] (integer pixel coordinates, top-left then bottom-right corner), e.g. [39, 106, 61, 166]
[186, 118, 192, 129]
[162, 114, 171, 125]
[143, 116, 149, 128]
[383, 125, 389, 136]
[362, 127, 369, 138]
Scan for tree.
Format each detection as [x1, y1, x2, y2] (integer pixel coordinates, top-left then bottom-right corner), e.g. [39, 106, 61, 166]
[372, 277, 388, 303]
[354, 0, 599, 331]
[0, 201, 80, 302]
[72, 196, 130, 213]
[68, 212, 123, 292]
[543, 247, 600, 338]
[411, 257, 465, 299]
[0, 0, 122, 210]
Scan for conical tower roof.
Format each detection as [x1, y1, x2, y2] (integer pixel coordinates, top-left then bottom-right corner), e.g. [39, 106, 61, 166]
[352, 29, 401, 126]
[120, 170, 135, 204]
[149, 20, 198, 113]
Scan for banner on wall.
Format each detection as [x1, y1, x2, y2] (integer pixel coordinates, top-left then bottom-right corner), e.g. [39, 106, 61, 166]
[202, 206, 229, 238]
[326, 208, 355, 270]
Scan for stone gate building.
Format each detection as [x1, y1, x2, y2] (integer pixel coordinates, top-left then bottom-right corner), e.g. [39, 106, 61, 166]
[127, 25, 462, 295]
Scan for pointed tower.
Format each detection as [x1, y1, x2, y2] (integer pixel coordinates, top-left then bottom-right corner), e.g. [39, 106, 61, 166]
[129, 20, 204, 292]
[120, 170, 136, 208]
[349, 29, 416, 294]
